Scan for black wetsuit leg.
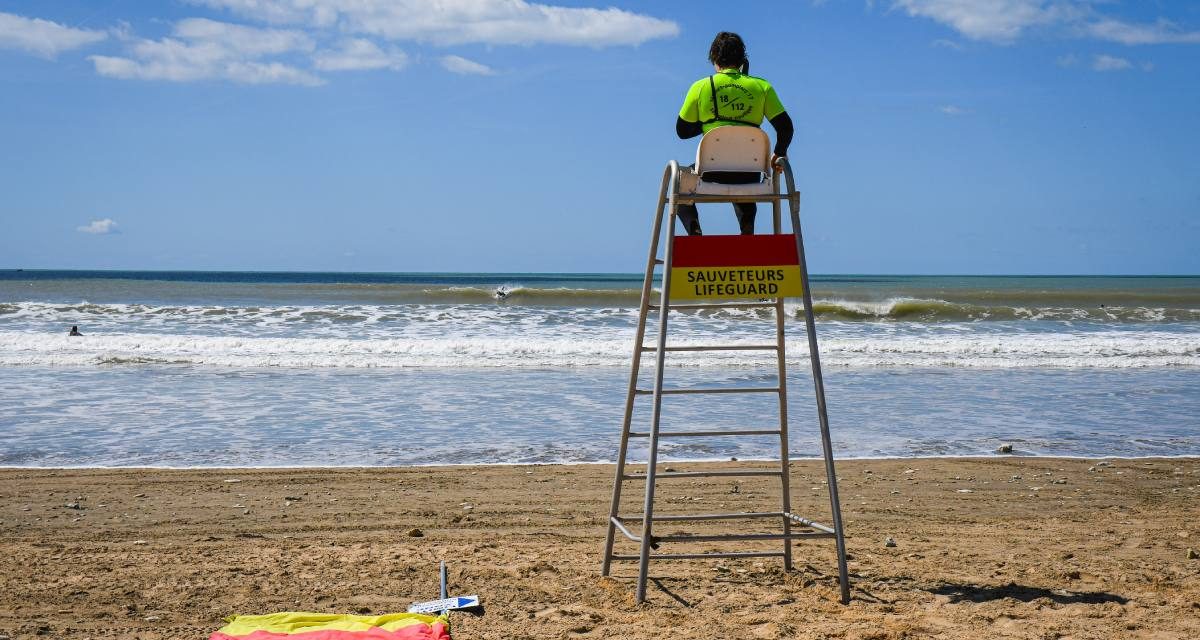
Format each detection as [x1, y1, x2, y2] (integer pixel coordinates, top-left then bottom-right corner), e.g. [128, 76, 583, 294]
[677, 203, 703, 236]
[734, 202, 756, 235]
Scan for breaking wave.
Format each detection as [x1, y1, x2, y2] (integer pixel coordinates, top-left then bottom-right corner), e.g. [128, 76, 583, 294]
[1, 297, 1196, 324]
[2, 330, 1196, 369]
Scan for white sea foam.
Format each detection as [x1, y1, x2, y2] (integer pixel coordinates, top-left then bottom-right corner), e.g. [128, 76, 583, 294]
[4, 296, 1197, 329]
[2, 329, 1196, 369]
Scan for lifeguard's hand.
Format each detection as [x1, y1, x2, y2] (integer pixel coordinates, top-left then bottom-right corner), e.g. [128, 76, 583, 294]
[771, 154, 786, 172]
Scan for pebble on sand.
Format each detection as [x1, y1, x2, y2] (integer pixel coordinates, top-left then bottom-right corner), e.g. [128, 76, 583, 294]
[406, 528, 424, 538]
[884, 537, 897, 548]
[1188, 548, 1198, 560]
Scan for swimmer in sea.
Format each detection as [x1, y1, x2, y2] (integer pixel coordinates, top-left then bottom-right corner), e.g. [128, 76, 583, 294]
[495, 288, 509, 300]
[68, 325, 82, 336]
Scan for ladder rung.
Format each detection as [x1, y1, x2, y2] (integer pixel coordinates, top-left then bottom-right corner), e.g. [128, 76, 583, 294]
[609, 520, 830, 544]
[640, 344, 778, 352]
[648, 302, 777, 311]
[622, 470, 783, 480]
[634, 387, 780, 395]
[609, 551, 786, 561]
[677, 194, 791, 203]
[654, 259, 664, 265]
[627, 429, 782, 438]
[613, 512, 835, 527]
[656, 531, 834, 543]
[617, 512, 786, 522]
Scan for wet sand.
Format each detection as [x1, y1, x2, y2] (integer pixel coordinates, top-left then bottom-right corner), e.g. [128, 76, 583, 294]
[2, 458, 1198, 639]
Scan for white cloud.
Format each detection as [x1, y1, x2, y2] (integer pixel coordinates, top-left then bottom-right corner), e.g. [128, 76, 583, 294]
[1092, 54, 1132, 71]
[226, 60, 322, 84]
[0, 11, 107, 58]
[1059, 52, 1152, 73]
[932, 38, 963, 50]
[892, 0, 1074, 43]
[440, 54, 494, 76]
[90, 18, 321, 86]
[1086, 18, 1200, 46]
[175, 17, 313, 55]
[192, 0, 679, 46]
[314, 38, 406, 71]
[939, 104, 969, 115]
[77, 218, 118, 234]
[894, 1, 1200, 50]
[191, 0, 337, 27]
[111, 20, 135, 42]
[83, 1, 675, 85]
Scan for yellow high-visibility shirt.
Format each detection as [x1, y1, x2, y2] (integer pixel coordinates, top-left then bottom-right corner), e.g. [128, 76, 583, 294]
[678, 68, 786, 133]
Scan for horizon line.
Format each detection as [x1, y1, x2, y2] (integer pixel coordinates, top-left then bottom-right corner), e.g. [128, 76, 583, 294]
[3, 268, 1199, 279]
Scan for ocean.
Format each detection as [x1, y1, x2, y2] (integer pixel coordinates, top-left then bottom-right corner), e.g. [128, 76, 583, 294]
[1, 270, 1197, 467]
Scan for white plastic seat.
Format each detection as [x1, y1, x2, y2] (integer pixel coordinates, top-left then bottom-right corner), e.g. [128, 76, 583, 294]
[677, 126, 774, 196]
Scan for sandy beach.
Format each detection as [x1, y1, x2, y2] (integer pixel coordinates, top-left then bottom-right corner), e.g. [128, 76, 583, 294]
[2, 457, 1198, 639]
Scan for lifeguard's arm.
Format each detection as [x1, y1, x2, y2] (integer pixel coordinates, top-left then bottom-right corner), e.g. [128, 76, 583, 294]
[762, 83, 792, 157]
[768, 112, 793, 157]
[676, 117, 703, 139]
[676, 79, 705, 139]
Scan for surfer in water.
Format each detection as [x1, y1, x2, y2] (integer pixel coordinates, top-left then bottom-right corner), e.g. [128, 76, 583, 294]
[68, 325, 82, 336]
[494, 287, 509, 301]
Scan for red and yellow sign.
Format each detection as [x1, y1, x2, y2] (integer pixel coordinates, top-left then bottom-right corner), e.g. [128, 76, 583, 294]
[669, 234, 803, 301]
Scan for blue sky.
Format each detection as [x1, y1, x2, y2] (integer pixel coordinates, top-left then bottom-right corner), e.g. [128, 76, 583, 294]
[1, 1, 1197, 274]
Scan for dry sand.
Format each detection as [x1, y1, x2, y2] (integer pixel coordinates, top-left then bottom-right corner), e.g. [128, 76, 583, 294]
[2, 458, 1199, 639]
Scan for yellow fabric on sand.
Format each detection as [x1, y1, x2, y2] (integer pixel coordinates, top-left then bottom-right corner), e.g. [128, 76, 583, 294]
[217, 611, 446, 635]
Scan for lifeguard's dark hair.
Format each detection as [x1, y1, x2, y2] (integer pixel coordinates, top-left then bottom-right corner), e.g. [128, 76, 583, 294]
[708, 32, 746, 69]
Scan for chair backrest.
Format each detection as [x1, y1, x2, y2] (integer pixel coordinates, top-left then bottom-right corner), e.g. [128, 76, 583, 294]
[695, 127, 770, 176]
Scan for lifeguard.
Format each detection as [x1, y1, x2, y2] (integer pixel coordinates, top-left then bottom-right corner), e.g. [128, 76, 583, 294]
[674, 32, 795, 236]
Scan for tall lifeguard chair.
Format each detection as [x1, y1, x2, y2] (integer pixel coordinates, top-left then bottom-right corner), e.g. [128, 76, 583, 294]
[601, 127, 851, 604]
